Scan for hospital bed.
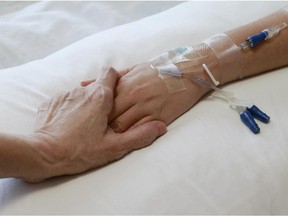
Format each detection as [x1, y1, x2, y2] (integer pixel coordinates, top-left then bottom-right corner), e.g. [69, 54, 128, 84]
[1, 1, 288, 214]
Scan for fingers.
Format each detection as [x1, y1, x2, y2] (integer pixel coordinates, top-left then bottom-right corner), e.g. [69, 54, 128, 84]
[124, 115, 157, 131]
[81, 66, 120, 88]
[108, 85, 134, 122]
[118, 65, 136, 77]
[82, 67, 121, 124]
[109, 104, 149, 133]
[81, 66, 136, 122]
[86, 67, 120, 100]
[95, 67, 120, 88]
[112, 120, 167, 154]
[87, 67, 119, 103]
[80, 65, 135, 87]
[80, 79, 96, 87]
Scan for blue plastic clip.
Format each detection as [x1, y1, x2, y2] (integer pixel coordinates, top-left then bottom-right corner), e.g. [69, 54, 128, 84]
[246, 31, 268, 48]
[239, 105, 270, 134]
[247, 105, 270, 123]
[240, 110, 260, 134]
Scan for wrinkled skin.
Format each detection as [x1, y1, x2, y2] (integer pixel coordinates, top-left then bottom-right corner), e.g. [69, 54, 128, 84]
[81, 62, 209, 133]
[29, 67, 166, 182]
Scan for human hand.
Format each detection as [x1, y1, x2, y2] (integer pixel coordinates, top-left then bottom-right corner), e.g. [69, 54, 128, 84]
[82, 63, 209, 133]
[29, 67, 167, 182]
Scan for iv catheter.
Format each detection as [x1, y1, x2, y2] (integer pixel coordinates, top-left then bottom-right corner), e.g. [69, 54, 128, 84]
[150, 21, 287, 133]
[239, 22, 288, 49]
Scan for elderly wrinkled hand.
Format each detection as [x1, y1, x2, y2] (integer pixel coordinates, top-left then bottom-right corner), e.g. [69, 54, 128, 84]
[82, 63, 208, 133]
[30, 67, 166, 182]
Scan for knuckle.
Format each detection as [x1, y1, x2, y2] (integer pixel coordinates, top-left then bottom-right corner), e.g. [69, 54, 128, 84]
[109, 120, 124, 133]
[103, 66, 116, 73]
[100, 85, 113, 100]
[101, 66, 117, 77]
[109, 143, 127, 159]
[102, 85, 113, 97]
[70, 87, 85, 98]
[97, 140, 128, 164]
[89, 84, 112, 101]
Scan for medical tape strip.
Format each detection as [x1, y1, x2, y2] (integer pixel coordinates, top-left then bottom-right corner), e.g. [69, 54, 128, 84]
[156, 63, 186, 94]
[150, 53, 186, 94]
[176, 50, 218, 73]
[150, 44, 220, 94]
[203, 33, 242, 84]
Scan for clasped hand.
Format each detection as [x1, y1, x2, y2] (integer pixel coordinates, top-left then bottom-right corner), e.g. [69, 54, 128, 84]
[31, 67, 167, 182]
[82, 63, 208, 133]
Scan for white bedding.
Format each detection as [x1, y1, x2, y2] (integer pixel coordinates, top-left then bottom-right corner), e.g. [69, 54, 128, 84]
[1, 1, 288, 214]
[0, 1, 180, 69]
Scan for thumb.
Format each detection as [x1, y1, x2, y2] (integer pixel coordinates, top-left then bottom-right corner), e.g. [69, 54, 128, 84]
[118, 65, 136, 77]
[116, 121, 167, 153]
[80, 79, 96, 87]
[81, 65, 134, 86]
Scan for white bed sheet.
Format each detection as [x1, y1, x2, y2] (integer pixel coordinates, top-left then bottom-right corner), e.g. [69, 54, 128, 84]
[0, 1, 180, 70]
[0, 1, 288, 215]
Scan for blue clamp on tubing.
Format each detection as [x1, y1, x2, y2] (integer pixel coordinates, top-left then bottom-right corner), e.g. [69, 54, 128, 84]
[247, 105, 270, 123]
[246, 31, 268, 48]
[240, 22, 287, 49]
[240, 110, 260, 134]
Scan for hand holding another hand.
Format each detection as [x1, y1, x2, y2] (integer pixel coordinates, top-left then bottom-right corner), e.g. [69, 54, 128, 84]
[29, 67, 166, 182]
[82, 63, 208, 133]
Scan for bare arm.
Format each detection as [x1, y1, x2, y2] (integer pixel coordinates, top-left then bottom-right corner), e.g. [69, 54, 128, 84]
[95, 8, 288, 133]
[0, 134, 46, 182]
[223, 9, 288, 83]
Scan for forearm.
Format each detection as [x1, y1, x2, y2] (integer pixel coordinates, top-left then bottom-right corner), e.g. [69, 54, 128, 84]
[223, 9, 288, 83]
[0, 133, 47, 182]
[176, 9, 288, 90]
[87, 8, 288, 134]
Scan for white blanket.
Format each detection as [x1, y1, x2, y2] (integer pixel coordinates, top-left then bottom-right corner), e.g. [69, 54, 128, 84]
[1, 1, 288, 214]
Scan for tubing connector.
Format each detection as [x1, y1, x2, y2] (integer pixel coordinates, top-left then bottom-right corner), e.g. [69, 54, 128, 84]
[150, 43, 219, 93]
[239, 22, 288, 49]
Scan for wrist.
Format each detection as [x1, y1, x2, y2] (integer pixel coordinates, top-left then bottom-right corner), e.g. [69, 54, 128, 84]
[170, 61, 211, 109]
[24, 135, 51, 182]
[26, 133, 63, 182]
[174, 42, 221, 93]
[0, 134, 52, 182]
[203, 33, 243, 85]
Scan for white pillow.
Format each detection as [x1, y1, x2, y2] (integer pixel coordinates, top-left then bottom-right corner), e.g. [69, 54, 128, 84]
[1, 2, 288, 214]
[0, 1, 180, 69]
